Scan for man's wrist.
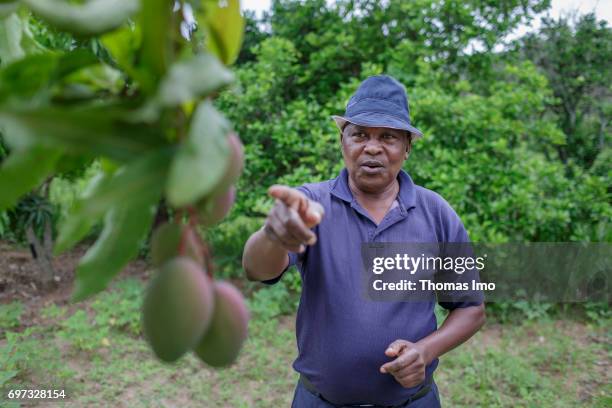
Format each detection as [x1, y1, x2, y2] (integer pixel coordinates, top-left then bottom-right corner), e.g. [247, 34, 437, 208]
[261, 223, 276, 243]
[259, 224, 290, 255]
[415, 340, 436, 365]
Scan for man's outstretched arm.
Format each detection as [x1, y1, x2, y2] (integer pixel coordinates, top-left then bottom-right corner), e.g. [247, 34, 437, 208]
[243, 228, 291, 282]
[242, 185, 324, 282]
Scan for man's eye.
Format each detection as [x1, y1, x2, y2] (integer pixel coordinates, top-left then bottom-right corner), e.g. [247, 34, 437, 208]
[382, 133, 397, 140]
[352, 132, 366, 138]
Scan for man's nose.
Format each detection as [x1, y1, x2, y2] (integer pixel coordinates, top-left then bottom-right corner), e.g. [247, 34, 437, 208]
[363, 138, 383, 154]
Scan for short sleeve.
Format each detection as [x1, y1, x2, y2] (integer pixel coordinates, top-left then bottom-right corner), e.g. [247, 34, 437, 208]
[436, 207, 485, 310]
[261, 252, 300, 285]
[260, 185, 315, 285]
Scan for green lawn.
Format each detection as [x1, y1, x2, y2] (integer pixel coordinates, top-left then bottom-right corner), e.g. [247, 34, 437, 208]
[1, 278, 610, 407]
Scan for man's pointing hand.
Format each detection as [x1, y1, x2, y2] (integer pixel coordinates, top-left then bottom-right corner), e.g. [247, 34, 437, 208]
[264, 185, 325, 253]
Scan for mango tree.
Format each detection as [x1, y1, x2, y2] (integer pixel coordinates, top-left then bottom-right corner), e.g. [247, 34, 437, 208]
[0, 0, 249, 366]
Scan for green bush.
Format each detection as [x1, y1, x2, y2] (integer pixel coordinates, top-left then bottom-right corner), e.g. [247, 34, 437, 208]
[205, 214, 265, 279]
[48, 161, 103, 225]
[247, 277, 299, 321]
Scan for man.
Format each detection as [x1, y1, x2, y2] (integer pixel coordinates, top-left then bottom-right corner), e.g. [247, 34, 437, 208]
[242, 75, 486, 407]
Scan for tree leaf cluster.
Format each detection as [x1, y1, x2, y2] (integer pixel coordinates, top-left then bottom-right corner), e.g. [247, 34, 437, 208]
[0, 0, 245, 300]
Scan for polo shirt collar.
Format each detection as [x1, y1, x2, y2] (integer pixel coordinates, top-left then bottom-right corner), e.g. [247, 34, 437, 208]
[330, 167, 417, 210]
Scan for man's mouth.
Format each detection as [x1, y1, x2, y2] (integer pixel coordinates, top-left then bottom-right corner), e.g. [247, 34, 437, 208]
[360, 160, 385, 174]
[360, 160, 384, 169]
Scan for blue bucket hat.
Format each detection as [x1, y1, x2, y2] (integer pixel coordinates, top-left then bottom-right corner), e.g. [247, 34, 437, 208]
[332, 75, 423, 139]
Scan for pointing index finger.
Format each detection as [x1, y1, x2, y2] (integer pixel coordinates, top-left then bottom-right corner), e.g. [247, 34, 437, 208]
[268, 185, 324, 228]
[268, 185, 306, 211]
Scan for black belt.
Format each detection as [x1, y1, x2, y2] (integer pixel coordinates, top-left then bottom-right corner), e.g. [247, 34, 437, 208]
[299, 374, 432, 407]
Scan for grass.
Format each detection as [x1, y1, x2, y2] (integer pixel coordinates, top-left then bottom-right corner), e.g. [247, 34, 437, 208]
[0, 278, 610, 407]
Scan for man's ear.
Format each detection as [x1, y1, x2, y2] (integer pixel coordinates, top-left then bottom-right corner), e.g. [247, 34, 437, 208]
[340, 123, 349, 143]
[405, 133, 412, 159]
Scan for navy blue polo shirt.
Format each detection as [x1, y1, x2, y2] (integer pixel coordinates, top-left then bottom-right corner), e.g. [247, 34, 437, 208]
[265, 168, 482, 406]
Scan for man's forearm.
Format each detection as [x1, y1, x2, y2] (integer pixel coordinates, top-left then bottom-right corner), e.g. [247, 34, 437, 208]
[417, 304, 486, 365]
[242, 227, 290, 281]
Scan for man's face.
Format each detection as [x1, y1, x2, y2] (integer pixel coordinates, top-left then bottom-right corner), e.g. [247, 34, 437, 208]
[341, 123, 410, 193]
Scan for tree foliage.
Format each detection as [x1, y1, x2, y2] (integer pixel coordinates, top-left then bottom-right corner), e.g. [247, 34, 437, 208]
[519, 13, 611, 169]
[213, 0, 610, 251]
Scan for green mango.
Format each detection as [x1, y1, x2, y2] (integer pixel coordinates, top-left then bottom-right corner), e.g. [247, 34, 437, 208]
[193, 281, 249, 367]
[150, 222, 204, 267]
[143, 257, 214, 362]
[196, 185, 236, 227]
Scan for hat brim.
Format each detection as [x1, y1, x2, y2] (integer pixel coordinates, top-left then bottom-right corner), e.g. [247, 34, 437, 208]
[332, 113, 423, 139]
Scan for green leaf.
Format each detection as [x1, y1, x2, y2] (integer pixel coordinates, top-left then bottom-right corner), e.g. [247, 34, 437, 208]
[0, 3, 19, 19]
[53, 171, 107, 254]
[72, 197, 157, 301]
[201, 0, 244, 65]
[0, 104, 167, 161]
[22, 0, 139, 36]
[0, 146, 61, 210]
[0, 13, 24, 64]
[53, 153, 94, 177]
[0, 53, 57, 100]
[166, 101, 230, 206]
[0, 370, 18, 385]
[138, 0, 173, 92]
[156, 53, 234, 107]
[55, 147, 173, 254]
[62, 63, 123, 94]
[0, 12, 44, 65]
[100, 24, 141, 79]
[0, 50, 98, 102]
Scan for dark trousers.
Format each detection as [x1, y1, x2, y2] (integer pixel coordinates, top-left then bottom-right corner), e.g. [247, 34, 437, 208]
[291, 381, 442, 408]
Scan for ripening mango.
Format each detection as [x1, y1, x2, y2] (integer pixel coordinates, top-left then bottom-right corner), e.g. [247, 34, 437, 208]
[193, 281, 250, 367]
[196, 186, 236, 227]
[150, 222, 204, 267]
[193, 133, 242, 226]
[143, 257, 214, 362]
[214, 133, 244, 194]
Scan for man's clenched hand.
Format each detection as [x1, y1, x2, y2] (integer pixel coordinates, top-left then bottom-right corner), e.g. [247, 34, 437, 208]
[380, 339, 428, 388]
[264, 185, 325, 253]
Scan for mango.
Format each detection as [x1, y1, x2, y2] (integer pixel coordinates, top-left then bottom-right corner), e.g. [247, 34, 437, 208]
[150, 222, 204, 267]
[194, 133, 242, 227]
[214, 133, 244, 195]
[196, 185, 236, 227]
[143, 257, 214, 362]
[193, 281, 250, 367]
[223, 133, 244, 187]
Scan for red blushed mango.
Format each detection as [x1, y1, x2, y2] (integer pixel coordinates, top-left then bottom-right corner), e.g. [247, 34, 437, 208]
[214, 133, 244, 194]
[193, 281, 250, 367]
[150, 222, 204, 267]
[215, 133, 244, 192]
[143, 257, 214, 362]
[197, 185, 236, 227]
[195, 133, 242, 226]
